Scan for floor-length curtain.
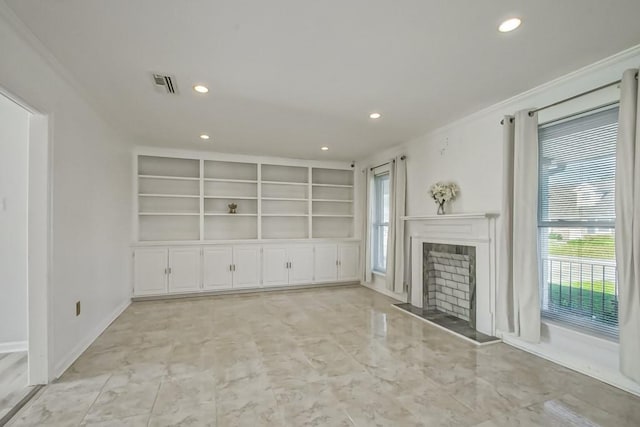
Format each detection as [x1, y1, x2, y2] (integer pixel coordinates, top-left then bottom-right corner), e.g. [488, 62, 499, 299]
[497, 110, 541, 342]
[497, 116, 515, 333]
[393, 156, 407, 294]
[385, 160, 397, 290]
[386, 156, 406, 293]
[362, 168, 374, 283]
[616, 68, 640, 383]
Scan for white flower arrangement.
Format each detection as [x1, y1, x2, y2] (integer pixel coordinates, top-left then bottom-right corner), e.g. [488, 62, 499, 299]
[430, 182, 459, 204]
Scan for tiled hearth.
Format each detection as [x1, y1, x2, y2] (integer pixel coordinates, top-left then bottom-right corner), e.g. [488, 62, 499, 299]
[393, 303, 500, 344]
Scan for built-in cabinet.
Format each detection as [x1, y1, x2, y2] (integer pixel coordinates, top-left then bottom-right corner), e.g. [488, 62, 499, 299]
[202, 247, 233, 290]
[133, 242, 359, 297]
[262, 245, 314, 287]
[168, 247, 201, 293]
[314, 243, 360, 283]
[202, 246, 261, 290]
[133, 248, 168, 296]
[133, 151, 360, 298]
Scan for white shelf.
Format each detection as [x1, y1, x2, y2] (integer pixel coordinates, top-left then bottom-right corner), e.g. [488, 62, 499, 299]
[262, 197, 308, 201]
[139, 212, 200, 216]
[204, 196, 258, 200]
[262, 180, 308, 186]
[203, 178, 258, 184]
[262, 213, 309, 217]
[138, 174, 200, 181]
[204, 213, 258, 217]
[138, 193, 200, 198]
[136, 155, 355, 241]
[312, 183, 353, 188]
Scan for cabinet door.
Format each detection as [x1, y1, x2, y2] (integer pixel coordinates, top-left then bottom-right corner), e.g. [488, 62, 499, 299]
[168, 247, 201, 293]
[134, 248, 168, 296]
[203, 246, 233, 290]
[288, 245, 314, 285]
[338, 243, 360, 281]
[233, 246, 261, 288]
[262, 246, 289, 287]
[314, 244, 338, 283]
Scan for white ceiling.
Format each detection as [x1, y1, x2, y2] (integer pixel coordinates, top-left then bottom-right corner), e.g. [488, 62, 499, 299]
[6, 0, 640, 160]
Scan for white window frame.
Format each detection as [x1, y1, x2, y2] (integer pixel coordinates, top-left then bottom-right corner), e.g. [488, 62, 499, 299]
[371, 165, 390, 274]
[537, 105, 619, 339]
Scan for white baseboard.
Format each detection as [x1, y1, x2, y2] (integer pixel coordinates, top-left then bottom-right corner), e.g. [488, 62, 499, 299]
[360, 281, 407, 302]
[54, 298, 131, 379]
[0, 340, 28, 354]
[132, 281, 359, 301]
[500, 332, 640, 397]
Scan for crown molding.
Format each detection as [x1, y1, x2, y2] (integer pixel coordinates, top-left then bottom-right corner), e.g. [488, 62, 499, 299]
[403, 43, 640, 146]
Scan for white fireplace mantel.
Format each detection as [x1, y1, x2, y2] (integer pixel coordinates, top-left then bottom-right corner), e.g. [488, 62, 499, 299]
[402, 213, 499, 221]
[404, 212, 499, 336]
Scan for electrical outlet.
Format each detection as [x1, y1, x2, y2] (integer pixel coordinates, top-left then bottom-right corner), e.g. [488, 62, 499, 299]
[76, 301, 81, 316]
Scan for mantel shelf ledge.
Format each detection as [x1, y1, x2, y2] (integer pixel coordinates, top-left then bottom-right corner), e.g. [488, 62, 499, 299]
[402, 212, 499, 221]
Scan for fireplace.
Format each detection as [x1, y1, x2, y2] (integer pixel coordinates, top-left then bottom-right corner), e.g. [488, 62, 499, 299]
[423, 244, 476, 328]
[403, 213, 499, 338]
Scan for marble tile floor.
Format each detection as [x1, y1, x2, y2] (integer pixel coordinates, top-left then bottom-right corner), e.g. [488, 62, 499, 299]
[7, 285, 640, 426]
[0, 351, 31, 422]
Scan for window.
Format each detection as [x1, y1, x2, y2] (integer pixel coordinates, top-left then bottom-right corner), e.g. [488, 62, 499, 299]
[372, 170, 390, 273]
[538, 106, 619, 338]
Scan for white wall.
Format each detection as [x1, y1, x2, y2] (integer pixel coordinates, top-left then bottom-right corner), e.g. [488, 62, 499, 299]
[0, 5, 132, 377]
[0, 94, 29, 350]
[358, 46, 640, 395]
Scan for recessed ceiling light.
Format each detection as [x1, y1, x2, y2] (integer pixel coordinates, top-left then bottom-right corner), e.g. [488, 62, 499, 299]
[321, 146, 329, 151]
[193, 84, 209, 93]
[498, 18, 521, 33]
[200, 134, 210, 140]
[369, 112, 381, 119]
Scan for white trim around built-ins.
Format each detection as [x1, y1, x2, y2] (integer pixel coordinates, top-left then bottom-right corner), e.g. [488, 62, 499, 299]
[0, 341, 28, 354]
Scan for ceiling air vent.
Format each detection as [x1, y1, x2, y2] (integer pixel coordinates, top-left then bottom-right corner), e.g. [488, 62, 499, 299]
[152, 73, 178, 94]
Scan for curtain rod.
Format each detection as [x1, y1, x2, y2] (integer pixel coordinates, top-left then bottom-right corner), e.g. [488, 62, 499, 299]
[500, 71, 638, 125]
[369, 155, 406, 171]
[539, 100, 619, 127]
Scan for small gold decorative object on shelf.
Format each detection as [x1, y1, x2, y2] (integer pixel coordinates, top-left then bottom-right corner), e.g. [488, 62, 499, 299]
[228, 203, 238, 214]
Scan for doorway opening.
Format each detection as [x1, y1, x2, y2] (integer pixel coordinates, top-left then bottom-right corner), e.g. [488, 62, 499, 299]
[0, 89, 50, 424]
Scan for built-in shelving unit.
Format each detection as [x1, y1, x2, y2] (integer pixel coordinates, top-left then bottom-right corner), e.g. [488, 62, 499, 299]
[135, 154, 355, 241]
[311, 167, 354, 238]
[260, 164, 310, 239]
[137, 156, 201, 241]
